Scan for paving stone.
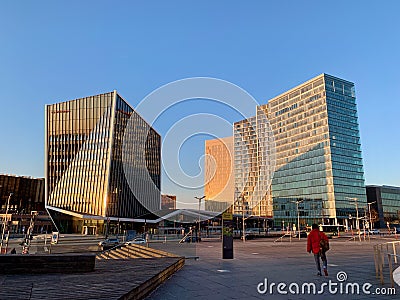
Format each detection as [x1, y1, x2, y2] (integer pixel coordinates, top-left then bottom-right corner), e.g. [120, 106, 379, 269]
[147, 238, 400, 300]
[0, 257, 183, 299]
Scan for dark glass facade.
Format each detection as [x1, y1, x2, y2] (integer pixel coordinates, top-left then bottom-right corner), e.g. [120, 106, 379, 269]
[161, 195, 176, 210]
[367, 185, 400, 228]
[325, 75, 366, 219]
[0, 174, 45, 213]
[45, 91, 161, 233]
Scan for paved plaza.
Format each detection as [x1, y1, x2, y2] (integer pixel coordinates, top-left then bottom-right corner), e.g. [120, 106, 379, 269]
[148, 237, 400, 300]
[1, 235, 399, 299]
[0, 235, 183, 299]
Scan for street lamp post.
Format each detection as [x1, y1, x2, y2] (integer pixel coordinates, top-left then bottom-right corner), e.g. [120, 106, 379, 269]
[367, 201, 377, 230]
[242, 197, 245, 242]
[112, 188, 121, 237]
[346, 197, 360, 231]
[105, 217, 110, 239]
[0, 193, 13, 253]
[291, 199, 303, 240]
[234, 189, 247, 242]
[194, 196, 205, 240]
[356, 202, 359, 231]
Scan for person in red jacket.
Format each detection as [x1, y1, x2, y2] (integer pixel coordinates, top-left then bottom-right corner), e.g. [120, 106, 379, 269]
[307, 223, 329, 276]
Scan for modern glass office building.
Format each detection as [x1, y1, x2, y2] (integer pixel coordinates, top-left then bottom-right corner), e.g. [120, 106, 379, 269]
[45, 91, 161, 233]
[367, 185, 400, 228]
[260, 74, 366, 227]
[161, 194, 177, 210]
[233, 110, 275, 218]
[0, 174, 45, 213]
[204, 137, 235, 213]
[205, 74, 365, 226]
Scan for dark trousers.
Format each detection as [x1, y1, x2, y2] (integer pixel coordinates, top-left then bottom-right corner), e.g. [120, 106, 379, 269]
[314, 251, 327, 273]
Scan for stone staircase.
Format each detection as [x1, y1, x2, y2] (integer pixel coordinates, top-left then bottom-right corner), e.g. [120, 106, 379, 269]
[96, 244, 179, 260]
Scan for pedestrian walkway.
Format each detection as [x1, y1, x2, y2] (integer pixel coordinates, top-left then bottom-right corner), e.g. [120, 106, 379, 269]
[147, 238, 400, 299]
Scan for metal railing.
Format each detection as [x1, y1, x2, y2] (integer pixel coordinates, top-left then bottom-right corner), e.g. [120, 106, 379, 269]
[274, 232, 292, 243]
[373, 240, 400, 286]
[179, 229, 194, 243]
[99, 243, 125, 259]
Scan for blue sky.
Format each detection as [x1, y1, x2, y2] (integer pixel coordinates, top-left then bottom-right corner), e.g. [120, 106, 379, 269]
[1, 1, 399, 207]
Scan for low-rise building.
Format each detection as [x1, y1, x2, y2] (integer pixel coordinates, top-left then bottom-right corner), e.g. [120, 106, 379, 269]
[0, 174, 45, 213]
[366, 185, 400, 228]
[161, 195, 176, 210]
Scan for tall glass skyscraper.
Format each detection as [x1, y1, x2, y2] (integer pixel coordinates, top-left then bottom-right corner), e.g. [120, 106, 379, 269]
[262, 74, 365, 227]
[233, 109, 275, 218]
[45, 91, 161, 233]
[204, 137, 235, 213]
[231, 74, 366, 227]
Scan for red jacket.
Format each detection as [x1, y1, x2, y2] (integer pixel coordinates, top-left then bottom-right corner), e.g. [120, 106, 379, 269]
[307, 229, 329, 254]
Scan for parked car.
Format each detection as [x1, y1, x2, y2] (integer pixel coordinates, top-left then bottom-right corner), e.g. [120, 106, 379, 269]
[98, 238, 119, 249]
[125, 237, 146, 245]
[184, 236, 201, 243]
[391, 227, 400, 234]
[292, 231, 308, 238]
[368, 229, 380, 235]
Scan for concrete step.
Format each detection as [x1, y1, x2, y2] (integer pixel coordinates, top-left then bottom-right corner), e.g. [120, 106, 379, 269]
[98, 251, 122, 260]
[96, 253, 110, 260]
[115, 247, 142, 259]
[114, 248, 142, 259]
[110, 249, 128, 259]
[98, 247, 151, 260]
[125, 248, 153, 258]
[125, 245, 163, 258]
[114, 247, 129, 259]
[96, 243, 178, 260]
[133, 244, 179, 258]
